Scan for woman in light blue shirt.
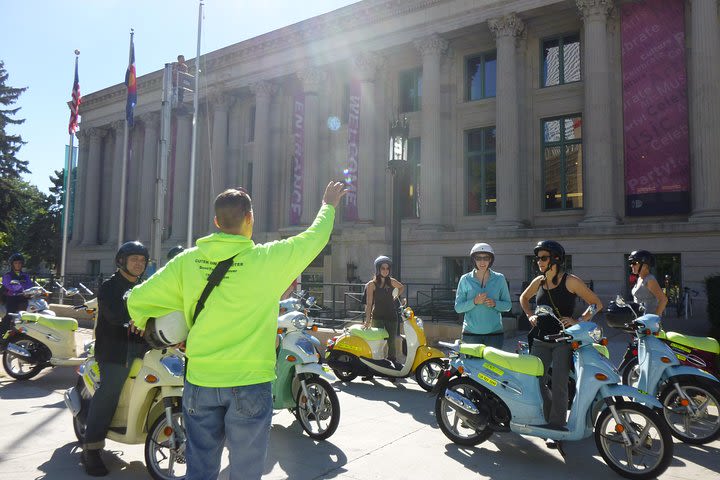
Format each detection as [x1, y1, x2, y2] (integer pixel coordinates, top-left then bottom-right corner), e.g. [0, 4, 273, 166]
[454, 243, 512, 350]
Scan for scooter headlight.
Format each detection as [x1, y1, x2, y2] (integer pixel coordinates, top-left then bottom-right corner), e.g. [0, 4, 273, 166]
[416, 317, 424, 328]
[292, 315, 308, 331]
[160, 355, 185, 377]
[589, 326, 603, 343]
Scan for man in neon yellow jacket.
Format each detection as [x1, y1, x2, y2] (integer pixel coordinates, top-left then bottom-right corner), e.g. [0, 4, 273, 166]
[127, 181, 346, 480]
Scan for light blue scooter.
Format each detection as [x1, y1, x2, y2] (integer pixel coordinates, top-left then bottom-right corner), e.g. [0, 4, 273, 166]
[614, 298, 720, 444]
[434, 305, 673, 480]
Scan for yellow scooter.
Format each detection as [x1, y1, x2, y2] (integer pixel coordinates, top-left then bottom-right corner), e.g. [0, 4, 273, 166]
[325, 290, 445, 391]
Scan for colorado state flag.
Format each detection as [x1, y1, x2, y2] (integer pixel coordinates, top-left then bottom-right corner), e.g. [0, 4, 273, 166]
[125, 34, 137, 127]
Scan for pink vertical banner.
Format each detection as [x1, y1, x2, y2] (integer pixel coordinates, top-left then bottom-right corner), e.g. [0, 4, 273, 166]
[290, 93, 304, 225]
[344, 79, 361, 221]
[621, 0, 690, 215]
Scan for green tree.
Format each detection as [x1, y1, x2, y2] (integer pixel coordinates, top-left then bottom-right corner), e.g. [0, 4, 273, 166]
[0, 59, 29, 236]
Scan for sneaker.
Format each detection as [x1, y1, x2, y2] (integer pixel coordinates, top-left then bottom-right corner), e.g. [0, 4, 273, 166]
[361, 375, 374, 381]
[81, 449, 108, 477]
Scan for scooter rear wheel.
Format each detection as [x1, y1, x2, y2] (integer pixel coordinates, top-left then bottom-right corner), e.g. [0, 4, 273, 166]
[434, 377, 494, 446]
[145, 404, 187, 480]
[659, 378, 720, 444]
[2, 336, 45, 380]
[594, 400, 672, 480]
[620, 357, 640, 389]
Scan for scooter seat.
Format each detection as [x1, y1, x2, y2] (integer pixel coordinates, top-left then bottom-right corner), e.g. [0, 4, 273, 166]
[461, 343, 544, 377]
[21, 313, 78, 332]
[660, 331, 720, 354]
[348, 325, 389, 341]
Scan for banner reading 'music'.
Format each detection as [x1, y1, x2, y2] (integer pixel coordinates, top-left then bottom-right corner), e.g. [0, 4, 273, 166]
[344, 79, 360, 222]
[621, 0, 690, 216]
[290, 93, 304, 225]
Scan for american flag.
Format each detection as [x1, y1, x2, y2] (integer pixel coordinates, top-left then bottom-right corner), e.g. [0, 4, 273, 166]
[125, 33, 137, 127]
[68, 56, 81, 135]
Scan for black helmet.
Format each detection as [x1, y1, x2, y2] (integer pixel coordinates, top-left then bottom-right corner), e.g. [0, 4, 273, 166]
[534, 240, 565, 266]
[9, 253, 24, 265]
[605, 301, 645, 330]
[167, 245, 185, 261]
[115, 241, 149, 273]
[374, 255, 392, 275]
[628, 250, 654, 267]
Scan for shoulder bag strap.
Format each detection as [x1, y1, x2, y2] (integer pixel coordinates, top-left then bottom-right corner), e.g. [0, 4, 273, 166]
[191, 255, 237, 325]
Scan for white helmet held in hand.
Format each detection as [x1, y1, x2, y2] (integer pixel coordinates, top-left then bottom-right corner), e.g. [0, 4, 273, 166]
[143, 311, 189, 349]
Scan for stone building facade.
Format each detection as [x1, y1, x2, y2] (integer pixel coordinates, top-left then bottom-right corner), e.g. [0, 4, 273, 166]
[69, 0, 720, 328]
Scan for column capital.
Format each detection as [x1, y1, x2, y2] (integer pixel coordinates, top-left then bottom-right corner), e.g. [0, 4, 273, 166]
[297, 67, 328, 93]
[576, 0, 614, 20]
[250, 80, 277, 99]
[414, 33, 449, 58]
[353, 52, 384, 82]
[488, 13, 526, 39]
[209, 90, 234, 111]
[110, 119, 125, 131]
[139, 111, 161, 129]
[87, 127, 108, 140]
[75, 129, 91, 142]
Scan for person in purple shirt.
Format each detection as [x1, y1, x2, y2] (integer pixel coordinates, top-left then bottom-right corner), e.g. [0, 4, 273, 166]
[1, 253, 34, 347]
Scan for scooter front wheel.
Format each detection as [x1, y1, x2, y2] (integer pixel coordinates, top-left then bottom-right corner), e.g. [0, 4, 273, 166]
[295, 376, 340, 440]
[434, 377, 494, 446]
[330, 353, 357, 382]
[2, 336, 45, 380]
[660, 378, 720, 444]
[594, 400, 672, 480]
[415, 358, 443, 392]
[145, 404, 187, 480]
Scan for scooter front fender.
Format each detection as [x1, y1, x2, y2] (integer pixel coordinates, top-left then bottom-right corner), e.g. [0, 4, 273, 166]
[666, 365, 719, 384]
[411, 345, 445, 372]
[601, 384, 663, 409]
[296, 362, 335, 381]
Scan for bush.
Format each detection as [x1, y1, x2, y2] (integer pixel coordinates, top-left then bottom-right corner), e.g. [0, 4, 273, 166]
[705, 274, 720, 340]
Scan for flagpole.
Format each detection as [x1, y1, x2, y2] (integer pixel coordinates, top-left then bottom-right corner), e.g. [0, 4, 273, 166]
[187, 1, 203, 248]
[118, 29, 134, 250]
[60, 51, 80, 301]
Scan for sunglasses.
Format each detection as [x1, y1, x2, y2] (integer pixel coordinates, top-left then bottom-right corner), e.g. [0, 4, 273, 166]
[629, 261, 640, 266]
[535, 255, 551, 262]
[473, 254, 492, 262]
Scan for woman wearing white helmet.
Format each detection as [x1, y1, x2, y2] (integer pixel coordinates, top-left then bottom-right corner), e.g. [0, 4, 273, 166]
[454, 243, 511, 349]
[364, 255, 404, 362]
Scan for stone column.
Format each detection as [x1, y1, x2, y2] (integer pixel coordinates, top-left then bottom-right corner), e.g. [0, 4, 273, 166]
[354, 53, 383, 222]
[106, 120, 125, 245]
[71, 130, 89, 246]
[227, 99, 244, 188]
[298, 67, 327, 224]
[81, 127, 107, 245]
[250, 80, 277, 232]
[99, 133, 115, 244]
[414, 34, 448, 228]
[577, 0, 617, 225]
[170, 114, 193, 242]
[210, 92, 231, 196]
[689, 0, 720, 221]
[488, 14, 525, 229]
[138, 112, 160, 244]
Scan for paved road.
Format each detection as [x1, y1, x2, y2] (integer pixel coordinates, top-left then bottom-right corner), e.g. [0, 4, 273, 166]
[0, 328, 718, 479]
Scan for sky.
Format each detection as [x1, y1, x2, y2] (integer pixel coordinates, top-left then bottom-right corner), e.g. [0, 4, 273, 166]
[4, 0, 360, 194]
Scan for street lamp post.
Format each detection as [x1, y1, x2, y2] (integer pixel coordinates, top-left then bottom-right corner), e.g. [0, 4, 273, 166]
[388, 116, 409, 280]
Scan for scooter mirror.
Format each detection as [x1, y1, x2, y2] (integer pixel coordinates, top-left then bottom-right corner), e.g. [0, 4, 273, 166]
[615, 296, 627, 307]
[392, 287, 400, 299]
[535, 305, 555, 317]
[66, 288, 80, 297]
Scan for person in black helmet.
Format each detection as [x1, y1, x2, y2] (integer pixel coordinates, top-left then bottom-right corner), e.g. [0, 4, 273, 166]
[1, 253, 33, 348]
[519, 240, 602, 447]
[364, 255, 404, 363]
[628, 250, 667, 316]
[166, 245, 185, 262]
[80, 241, 149, 477]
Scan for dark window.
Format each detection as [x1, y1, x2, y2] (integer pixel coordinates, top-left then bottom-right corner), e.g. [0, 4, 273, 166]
[466, 127, 497, 215]
[465, 51, 497, 101]
[88, 260, 101, 276]
[248, 105, 256, 142]
[400, 138, 421, 218]
[542, 34, 581, 87]
[542, 115, 583, 210]
[399, 68, 422, 113]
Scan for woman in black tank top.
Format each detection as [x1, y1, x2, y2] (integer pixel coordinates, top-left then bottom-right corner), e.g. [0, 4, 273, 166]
[519, 241, 603, 434]
[364, 256, 405, 362]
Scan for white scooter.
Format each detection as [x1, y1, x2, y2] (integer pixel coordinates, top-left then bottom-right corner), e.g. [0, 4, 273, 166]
[65, 326, 186, 480]
[2, 284, 95, 380]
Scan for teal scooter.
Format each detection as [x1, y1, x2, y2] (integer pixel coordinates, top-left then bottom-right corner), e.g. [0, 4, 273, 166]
[434, 305, 673, 480]
[273, 292, 340, 440]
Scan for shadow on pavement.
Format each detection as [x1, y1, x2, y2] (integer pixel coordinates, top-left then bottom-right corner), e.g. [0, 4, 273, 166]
[36, 442, 148, 479]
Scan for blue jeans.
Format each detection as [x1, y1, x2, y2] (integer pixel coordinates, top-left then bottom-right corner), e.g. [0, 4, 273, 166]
[183, 380, 273, 480]
[462, 331, 505, 350]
